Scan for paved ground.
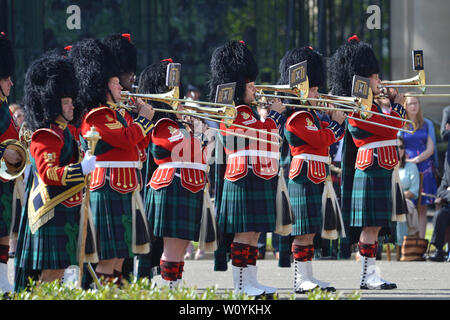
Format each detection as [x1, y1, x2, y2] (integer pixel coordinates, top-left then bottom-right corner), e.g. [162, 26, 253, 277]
[169, 257, 450, 300]
[7, 215, 449, 300]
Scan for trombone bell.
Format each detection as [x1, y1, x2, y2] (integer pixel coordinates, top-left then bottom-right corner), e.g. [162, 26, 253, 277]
[381, 70, 426, 93]
[0, 139, 28, 181]
[121, 87, 181, 109]
[255, 78, 310, 101]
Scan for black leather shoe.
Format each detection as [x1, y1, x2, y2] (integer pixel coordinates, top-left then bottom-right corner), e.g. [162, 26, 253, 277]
[428, 249, 446, 262]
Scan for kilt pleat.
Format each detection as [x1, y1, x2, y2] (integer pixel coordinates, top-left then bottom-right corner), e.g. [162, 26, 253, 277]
[18, 204, 80, 270]
[0, 180, 14, 238]
[218, 169, 277, 233]
[288, 169, 324, 236]
[90, 184, 134, 260]
[146, 174, 203, 241]
[350, 163, 393, 229]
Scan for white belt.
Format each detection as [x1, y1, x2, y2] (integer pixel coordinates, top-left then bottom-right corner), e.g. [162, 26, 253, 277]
[359, 139, 398, 150]
[293, 154, 331, 164]
[228, 149, 280, 160]
[96, 161, 141, 168]
[158, 162, 207, 172]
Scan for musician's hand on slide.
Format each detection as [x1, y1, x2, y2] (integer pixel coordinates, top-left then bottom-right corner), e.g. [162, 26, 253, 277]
[138, 103, 155, 121]
[269, 98, 286, 114]
[330, 109, 346, 125]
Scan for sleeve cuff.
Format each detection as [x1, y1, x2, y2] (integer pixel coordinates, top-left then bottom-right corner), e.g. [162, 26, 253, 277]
[392, 103, 406, 118]
[62, 163, 85, 186]
[134, 116, 154, 136]
[327, 120, 345, 139]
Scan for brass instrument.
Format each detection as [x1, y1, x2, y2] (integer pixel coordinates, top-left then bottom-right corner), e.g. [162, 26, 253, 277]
[378, 70, 450, 98]
[121, 88, 282, 143]
[120, 87, 237, 127]
[254, 78, 310, 102]
[0, 139, 28, 180]
[254, 92, 416, 134]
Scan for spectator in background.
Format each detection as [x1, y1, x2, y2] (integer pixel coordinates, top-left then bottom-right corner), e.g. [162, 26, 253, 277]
[396, 136, 421, 259]
[9, 103, 24, 128]
[399, 96, 437, 239]
[441, 105, 450, 145]
[429, 144, 450, 262]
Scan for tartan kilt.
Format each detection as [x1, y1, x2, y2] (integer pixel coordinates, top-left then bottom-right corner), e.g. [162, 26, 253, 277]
[218, 169, 277, 233]
[146, 174, 203, 241]
[350, 162, 394, 234]
[0, 180, 14, 238]
[90, 184, 134, 260]
[288, 165, 324, 236]
[17, 204, 80, 270]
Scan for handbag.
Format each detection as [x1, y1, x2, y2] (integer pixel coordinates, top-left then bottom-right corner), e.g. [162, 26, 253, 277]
[400, 235, 428, 261]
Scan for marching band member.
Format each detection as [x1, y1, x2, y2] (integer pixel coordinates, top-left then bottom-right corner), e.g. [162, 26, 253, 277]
[102, 32, 143, 282]
[0, 32, 21, 294]
[14, 54, 96, 290]
[141, 59, 207, 289]
[280, 47, 346, 293]
[70, 38, 155, 285]
[329, 35, 405, 290]
[209, 40, 285, 298]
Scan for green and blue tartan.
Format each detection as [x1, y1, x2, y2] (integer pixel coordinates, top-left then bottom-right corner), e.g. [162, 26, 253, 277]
[17, 203, 80, 270]
[218, 169, 277, 233]
[90, 182, 134, 260]
[288, 164, 325, 236]
[146, 173, 203, 241]
[0, 180, 14, 238]
[350, 161, 395, 237]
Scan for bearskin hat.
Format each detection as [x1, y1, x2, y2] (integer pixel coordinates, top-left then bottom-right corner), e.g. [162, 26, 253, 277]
[103, 33, 137, 75]
[23, 55, 79, 131]
[278, 46, 326, 88]
[138, 59, 178, 123]
[328, 35, 380, 96]
[68, 38, 120, 112]
[208, 40, 258, 105]
[0, 32, 15, 79]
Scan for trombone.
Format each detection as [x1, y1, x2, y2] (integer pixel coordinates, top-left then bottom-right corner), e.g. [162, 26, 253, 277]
[253, 92, 416, 134]
[121, 88, 282, 142]
[121, 87, 237, 126]
[378, 70, 450, 98]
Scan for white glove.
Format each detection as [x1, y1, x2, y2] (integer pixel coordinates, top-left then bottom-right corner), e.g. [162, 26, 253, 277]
[81, 151, 97, 175]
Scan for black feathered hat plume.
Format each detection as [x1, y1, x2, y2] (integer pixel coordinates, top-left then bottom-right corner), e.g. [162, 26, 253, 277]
[208, 40, 258, 105]
[138, 59, 178, 123]
[278, 46, 326, 88]
[103, 33, 137, 75]
[0, 32, 15, 80]
[69, 38, 120, 112]
[328, 35, 380, 97]
[23, 55, 79, 131]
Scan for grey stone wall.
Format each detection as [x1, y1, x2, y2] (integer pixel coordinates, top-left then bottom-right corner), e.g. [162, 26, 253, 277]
[391, 0, 450, 124]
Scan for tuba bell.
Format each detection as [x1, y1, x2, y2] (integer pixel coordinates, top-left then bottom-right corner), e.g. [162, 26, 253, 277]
[0, 139, 28, 181]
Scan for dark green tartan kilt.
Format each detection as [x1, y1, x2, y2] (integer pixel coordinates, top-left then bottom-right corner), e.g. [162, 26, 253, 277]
[90, 184, 134, 260]
[17, 204, 80, 270]
[218, 169, 277, 233]
[0, 180, 14, 238]
[350, 162, 394, 237]
[146, 174, 203, 241]
[288, 168, 324, 236]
